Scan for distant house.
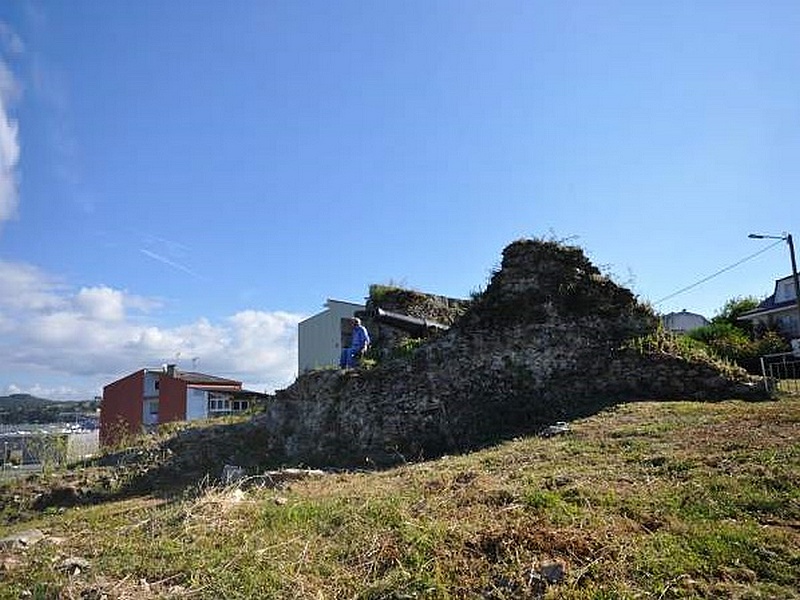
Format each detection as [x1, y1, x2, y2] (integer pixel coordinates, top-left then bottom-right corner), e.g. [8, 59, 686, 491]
[298, 299, 365, 372]
[100, 365, 265, 447]
[662, 310, 710, 334]
[738, 274, 800, 338]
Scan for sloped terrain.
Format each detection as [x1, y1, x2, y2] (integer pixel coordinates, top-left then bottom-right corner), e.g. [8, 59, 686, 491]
[0, 396, 797, 599]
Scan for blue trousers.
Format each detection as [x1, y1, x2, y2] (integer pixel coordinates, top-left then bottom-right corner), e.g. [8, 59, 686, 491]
[339, 347, 362, 368]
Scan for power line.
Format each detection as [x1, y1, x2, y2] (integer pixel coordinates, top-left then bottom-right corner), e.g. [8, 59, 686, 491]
[653, 239, 784, 306]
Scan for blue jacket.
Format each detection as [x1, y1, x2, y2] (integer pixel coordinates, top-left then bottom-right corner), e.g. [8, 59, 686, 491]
[351, 325, 370, 352]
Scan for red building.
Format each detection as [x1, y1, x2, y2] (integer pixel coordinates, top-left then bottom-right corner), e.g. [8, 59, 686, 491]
[100, 365, 261, 447]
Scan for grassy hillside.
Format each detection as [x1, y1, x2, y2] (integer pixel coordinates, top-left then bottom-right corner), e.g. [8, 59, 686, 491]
[1, 395, 798, 599]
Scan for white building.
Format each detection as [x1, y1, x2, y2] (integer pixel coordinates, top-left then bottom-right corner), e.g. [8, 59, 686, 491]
[298, 299, 365, 372]
[662, 310, 709, 334]
[739, 274, 800, 338]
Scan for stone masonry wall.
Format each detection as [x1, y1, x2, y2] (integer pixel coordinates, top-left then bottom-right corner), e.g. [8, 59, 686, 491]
[362, 286, 469, 361]
[249, 239, 764, 469]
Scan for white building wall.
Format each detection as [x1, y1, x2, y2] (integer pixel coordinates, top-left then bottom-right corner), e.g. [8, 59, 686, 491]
[776, 276, 797, 303]
[142, 370, 160, 425]
[739, 276, 800, 338]
[143, 371, 160, 397]
[663, 310, 709, 334]
[298, 299, 365, 372]
[186, 388, 208, 421]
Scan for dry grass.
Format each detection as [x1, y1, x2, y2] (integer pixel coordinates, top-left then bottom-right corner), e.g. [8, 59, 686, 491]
[1, 395, 798, 599]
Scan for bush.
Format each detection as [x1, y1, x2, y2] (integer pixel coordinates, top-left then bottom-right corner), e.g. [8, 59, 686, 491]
[687, 323, 789, 373]
[689, 322, 751, 360]
[753, 330, 791, 357]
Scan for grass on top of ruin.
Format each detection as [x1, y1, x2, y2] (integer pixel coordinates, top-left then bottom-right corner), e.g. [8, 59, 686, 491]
[1, 394, 798, 599]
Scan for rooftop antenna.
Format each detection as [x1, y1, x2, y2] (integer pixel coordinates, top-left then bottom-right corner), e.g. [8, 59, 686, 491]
[192, 357, 199, 369]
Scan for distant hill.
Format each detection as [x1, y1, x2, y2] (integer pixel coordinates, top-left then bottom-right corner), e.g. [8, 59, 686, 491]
[0, 393, 53, 408]
[0, 394, 99, 424]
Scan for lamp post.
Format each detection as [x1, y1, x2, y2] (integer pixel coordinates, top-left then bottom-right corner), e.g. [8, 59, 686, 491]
[748, 232, 800, 340]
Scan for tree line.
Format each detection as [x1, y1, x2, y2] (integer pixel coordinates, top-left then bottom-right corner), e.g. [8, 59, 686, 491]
[0, 395, 100, 425]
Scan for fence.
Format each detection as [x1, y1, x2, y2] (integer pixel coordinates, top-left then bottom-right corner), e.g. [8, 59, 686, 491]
[760, 351, 800, 394]
[1, 428, 99, 480]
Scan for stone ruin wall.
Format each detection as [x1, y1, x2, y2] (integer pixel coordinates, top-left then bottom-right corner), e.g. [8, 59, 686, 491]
[145, 239, 766, 483]
[360, 286, 470, 361]
[252, 239, 764, 469]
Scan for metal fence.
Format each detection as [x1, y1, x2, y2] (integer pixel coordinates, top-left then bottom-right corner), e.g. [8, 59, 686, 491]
[1, 428, 99, 480]
[760, 351, 800, 394]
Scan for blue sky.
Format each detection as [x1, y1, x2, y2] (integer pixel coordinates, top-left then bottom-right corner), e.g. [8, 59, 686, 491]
[0, 1, 798, 400]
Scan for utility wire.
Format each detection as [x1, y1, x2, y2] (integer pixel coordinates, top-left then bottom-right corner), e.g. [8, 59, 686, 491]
[653, 239, 784, 306]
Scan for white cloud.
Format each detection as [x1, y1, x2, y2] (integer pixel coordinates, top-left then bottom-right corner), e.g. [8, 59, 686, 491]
[226, 310, 301, 380]
[0, 260, 66, 311]
[0, 21, 24, 224]
[75, 286, 126, 321]
[0, 75, 20, 225]
[0, 60, 21, 102]
[0, 260, 305, 399]
[0, 22, 21, 228]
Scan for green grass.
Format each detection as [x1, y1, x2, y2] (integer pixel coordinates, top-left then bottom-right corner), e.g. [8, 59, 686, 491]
[1, 396, 799, 599]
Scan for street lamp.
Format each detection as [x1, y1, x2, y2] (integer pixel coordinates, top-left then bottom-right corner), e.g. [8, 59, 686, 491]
[748, 232, 800, 341]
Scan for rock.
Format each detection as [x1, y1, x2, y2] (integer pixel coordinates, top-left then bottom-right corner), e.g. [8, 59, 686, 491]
[263, 468, 326, 487]
[539, 559, 567, 583]
[57, 556, 90, 575]
[0, 529, 45, 550]
[221, 464, 246, 485]
[540, 421, 571, 438]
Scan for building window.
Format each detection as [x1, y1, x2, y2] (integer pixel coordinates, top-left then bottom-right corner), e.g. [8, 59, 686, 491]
[208, 395, 232, 413]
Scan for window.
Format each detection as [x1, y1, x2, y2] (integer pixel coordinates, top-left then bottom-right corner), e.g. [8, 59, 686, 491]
[208, 395, 232, 413]
[143, 400, 159, 425]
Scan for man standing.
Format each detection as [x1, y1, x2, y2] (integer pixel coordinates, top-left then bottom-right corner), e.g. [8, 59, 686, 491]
[340, 317, 370, 368]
